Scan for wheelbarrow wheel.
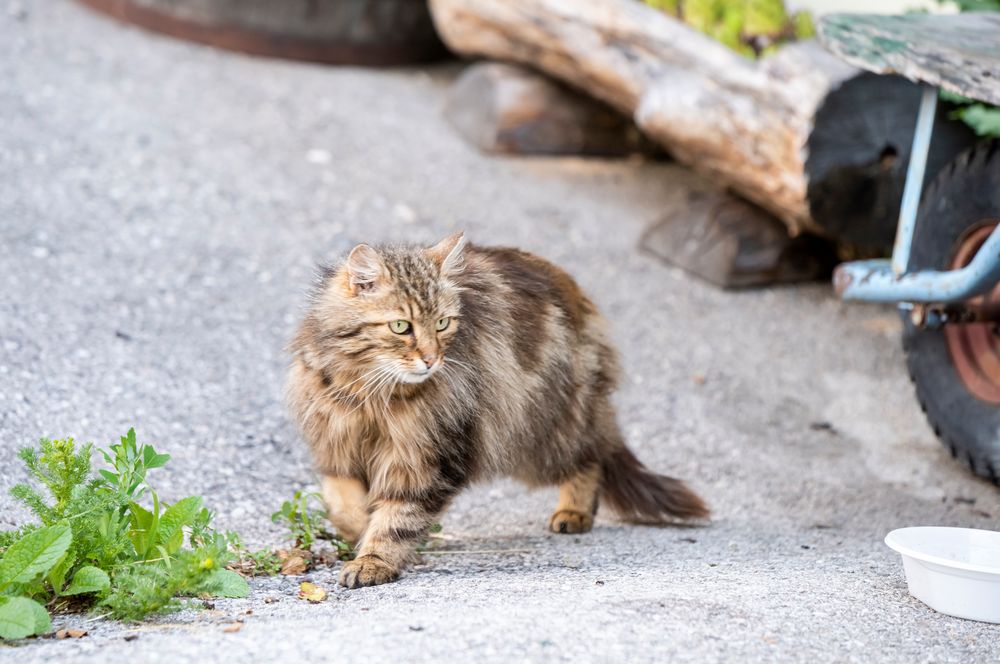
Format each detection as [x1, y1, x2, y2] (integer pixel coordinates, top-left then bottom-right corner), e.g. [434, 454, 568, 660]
[903, 139, 1000, 483]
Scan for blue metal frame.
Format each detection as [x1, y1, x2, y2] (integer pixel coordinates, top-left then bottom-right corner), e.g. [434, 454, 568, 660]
[834, 86, 1000, 304]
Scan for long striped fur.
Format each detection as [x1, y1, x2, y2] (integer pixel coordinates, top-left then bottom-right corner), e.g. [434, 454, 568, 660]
[286, 232, 708, 588]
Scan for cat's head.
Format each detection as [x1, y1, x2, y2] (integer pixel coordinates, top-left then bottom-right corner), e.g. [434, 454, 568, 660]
[313, 232, 467, 385]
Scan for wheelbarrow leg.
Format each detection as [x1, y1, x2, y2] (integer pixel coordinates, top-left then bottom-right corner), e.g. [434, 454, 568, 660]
[892, 85, 938, 276]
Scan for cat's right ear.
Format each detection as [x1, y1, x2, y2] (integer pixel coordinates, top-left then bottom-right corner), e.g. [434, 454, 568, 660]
[345, 244, 383, 295]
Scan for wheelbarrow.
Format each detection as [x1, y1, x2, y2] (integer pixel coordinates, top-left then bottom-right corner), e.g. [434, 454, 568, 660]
[818, 13, 1000, 482]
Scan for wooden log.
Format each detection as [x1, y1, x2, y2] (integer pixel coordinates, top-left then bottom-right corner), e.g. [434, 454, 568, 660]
[640, 188, 837, 289]
[428, 0, 976, 250]
[444, 62, 648, 156]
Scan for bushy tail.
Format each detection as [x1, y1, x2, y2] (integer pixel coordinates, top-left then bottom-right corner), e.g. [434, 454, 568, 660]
[601, 447, 709, 522]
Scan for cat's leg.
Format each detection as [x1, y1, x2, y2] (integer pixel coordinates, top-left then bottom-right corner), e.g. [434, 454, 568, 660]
[320, 475, 369, 544]
[549, 462, 601, 534]
[339, 494, 450, 588]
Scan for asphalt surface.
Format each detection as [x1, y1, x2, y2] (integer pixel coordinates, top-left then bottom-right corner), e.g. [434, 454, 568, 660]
[3, 1, 1000, 662]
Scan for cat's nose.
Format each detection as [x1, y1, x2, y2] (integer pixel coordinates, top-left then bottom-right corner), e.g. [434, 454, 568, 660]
[421, 353, 437, 367]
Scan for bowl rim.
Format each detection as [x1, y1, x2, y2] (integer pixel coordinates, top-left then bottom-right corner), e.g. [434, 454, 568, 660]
[885, 526, 1000, 576]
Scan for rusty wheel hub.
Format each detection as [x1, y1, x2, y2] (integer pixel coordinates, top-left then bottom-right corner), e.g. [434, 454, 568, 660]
[944, 220, 1000, 404]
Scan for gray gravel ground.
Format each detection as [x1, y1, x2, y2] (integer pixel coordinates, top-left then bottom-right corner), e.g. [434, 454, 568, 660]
[3, 1, 1000, 662]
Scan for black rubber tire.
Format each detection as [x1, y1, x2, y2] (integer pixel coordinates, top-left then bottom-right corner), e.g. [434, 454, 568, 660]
[903, 138, 1000, 484]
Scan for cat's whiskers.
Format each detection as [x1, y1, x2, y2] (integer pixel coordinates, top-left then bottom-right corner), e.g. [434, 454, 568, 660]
[442, 356, 474, 371]
[328, 366, 384, 401]
[296, 366, 384, 428]
[345, 364, 398, 417]
[297, 366, 380, 424]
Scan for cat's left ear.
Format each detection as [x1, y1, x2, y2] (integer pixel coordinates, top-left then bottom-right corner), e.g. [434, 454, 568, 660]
[427, 231, 466, 276]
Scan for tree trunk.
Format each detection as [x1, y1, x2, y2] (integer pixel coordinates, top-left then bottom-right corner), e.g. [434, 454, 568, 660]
[429, 0, 975, 249]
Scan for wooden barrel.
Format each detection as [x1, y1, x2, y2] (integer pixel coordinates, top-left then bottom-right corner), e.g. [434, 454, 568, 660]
[75, 0, 449, 66]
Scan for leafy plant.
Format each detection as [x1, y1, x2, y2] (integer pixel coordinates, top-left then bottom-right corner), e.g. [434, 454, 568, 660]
[941, 91, 1000, 139]
[271, 491, 352, 561]
[0, 430, 251, 640]
[943, 0, 1000, 11]
[643, 0, 814, 58]
[227, 532, 282, 577]
[271, 491, 330, 550]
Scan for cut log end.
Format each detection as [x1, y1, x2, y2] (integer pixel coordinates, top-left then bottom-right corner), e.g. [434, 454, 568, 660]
[444, 62, 650, 157]
[640, 189, 838, 289]
[805, 73, 977, 252]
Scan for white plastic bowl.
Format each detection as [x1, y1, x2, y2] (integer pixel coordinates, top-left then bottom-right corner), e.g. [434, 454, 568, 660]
[885, 526, 1000, 623]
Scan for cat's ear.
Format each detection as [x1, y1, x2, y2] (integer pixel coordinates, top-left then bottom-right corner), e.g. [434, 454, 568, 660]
[345, 243, 383, 294]
[427, 232, 466, 276]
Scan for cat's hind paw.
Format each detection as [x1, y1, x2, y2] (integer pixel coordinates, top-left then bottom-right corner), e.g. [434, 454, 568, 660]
[549, 509, 593, 534]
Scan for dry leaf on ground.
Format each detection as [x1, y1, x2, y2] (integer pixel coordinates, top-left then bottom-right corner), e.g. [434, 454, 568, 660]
[299, 582, 327, 603]
[278, 548, 313, 575]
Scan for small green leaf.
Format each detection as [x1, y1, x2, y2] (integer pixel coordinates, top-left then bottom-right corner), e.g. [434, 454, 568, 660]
[142, 446, 171, 469]
[157, 496, 203, 549]
[63, 566, 111, 596]
[25, 596, 51, 635]
[200, 569, 249, 598]
[47, 550, 76, 596]
[0, 525, 72, 591]
[128, 502, 155, 557]
[0, 596, 51, 639]
[164, 528, 184, 555]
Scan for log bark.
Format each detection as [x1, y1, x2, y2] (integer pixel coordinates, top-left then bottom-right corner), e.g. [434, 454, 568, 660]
[445, 63, 648, 156]
[428, 0, 976, 248]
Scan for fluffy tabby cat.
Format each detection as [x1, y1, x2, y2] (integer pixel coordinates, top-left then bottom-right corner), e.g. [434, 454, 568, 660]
[287, 232, 708, 588]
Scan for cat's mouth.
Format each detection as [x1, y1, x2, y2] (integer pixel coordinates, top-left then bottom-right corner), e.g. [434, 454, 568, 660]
[398, 363, 441, 385]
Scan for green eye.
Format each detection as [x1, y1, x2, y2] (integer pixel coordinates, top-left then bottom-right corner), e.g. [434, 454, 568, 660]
[389, 320, 411, 334]
[435, 317, 451, 331]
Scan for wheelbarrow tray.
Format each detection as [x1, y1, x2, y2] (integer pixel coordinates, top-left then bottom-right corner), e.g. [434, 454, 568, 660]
[818, 13, 1000, 106]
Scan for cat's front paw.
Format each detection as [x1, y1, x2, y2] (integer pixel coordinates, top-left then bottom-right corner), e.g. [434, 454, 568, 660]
[549, 509, 593, 534]
[339, 555, 400, 588]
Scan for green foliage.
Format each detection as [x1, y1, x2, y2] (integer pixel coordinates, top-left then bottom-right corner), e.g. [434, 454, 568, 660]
[63, 567, 110, 596]
[0, 525, 71, 591]
[943, 0, 1000, 10]
[271, 491, 330, 550]
[227, 532, 282, 576]
[643, 0, 813, 58]
[941, 90, 1000, 138]
[0, 430, 252, 640]
[0, 597, 51, 640]
[271, 490, 353, 562]
[954, 104, 1000, 137]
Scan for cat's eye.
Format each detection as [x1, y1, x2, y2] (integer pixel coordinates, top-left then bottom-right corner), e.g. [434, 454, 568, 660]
[389, 320, 411, 334]
[435, 317, 451, 331]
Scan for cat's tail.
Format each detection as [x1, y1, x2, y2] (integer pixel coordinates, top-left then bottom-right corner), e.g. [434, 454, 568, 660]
[601, 447, 709, 522]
